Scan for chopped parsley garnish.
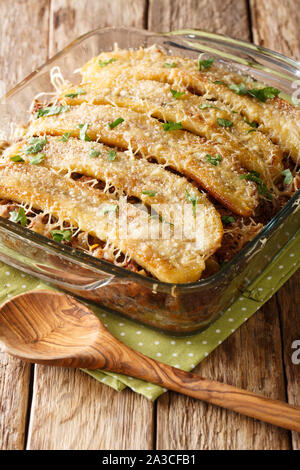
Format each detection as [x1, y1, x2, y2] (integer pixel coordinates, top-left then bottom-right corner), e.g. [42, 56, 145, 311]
[239, 170, 262, 184]
[10, 155, 24, 162]
[35, 105, 69, 119]
[244, 117, 259, 128]
[239, 171, 272, 200]
[142, 190, 157, 197]
[199, 103, 221, 110]
[30, 153, 44, 165]
[281, 169, 293, 186]
[228, 83, 248, 95]
[150, 214, 174, 226]
[102, 204, 119, 215]
[223, 81, 280, 103]
[98, 58, 116, 67]
[89, 149, 100, 158]
[213, 80, 227, 85]
[24, 137, 47, 155]
[198, 57, 215, 71]
[51, 229, 73, 243]
[9, 207, 27, 227]
[170, 89, 185, 99]
[206, 154, 222, 166]
[164, 62, 177, 68]
[107, 149, 117, 161]
[162, 120, 183, 131]
[109, 117, 124, 129]
[65, 88, 86, 98]
[59, 132, 72, 142]
[217, 118, 233, 128]
[221, 215, 236, 225]
[246, 129, 257, 134]
[78, 123, 91, 141]
[185, 189, 199, 217]
[247, 87, 280, 102]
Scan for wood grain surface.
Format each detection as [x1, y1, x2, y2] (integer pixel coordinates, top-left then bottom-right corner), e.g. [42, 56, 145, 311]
[0, 0, 299, 450]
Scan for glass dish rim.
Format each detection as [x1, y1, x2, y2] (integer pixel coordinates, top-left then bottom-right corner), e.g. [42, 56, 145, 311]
[1, 26, 299, 294]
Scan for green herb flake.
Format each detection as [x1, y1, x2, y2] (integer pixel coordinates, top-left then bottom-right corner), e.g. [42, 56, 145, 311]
[107, 149, 117, 161]
[142, 190, 157, 197]
[51, 229, 73, 243]
[30, 152, 44, 165]
[170, 89, 185, 99]
[109, 117, 124, 129]
[102, 204, 119, 215]
[198, 57, 215, 71]
[35, 105, 69, 119]
[185, 189, 199, 217]
[59, 132, 72, 142]
[199, 103, 221, 110]
[89, 149, 100, 158]
[246, 129, 257, 134]
[217, 118, 233, 128]
[65, 88, 86, 98]
[228, 82, 248, 95]
[213, 80, 227, 85]
[162, 120, 183, 131]
[164, 62, 177, 68]
[150, 214, 174, 226]
[244, 117, 259, 128]
[98, 58, 116, 67]
[77, 123, 91, 141]
[239, 170, 262, 184]
[10, 155, 24, 162]
[247, 87, 280, 102]
[281, 169, 293, 186]
[9, 207, 27, 227]
[24, 137, 47, 155]
[206, 154, 223, 166]
[221, 215, 236, 225]
[239, 171, 272, 200]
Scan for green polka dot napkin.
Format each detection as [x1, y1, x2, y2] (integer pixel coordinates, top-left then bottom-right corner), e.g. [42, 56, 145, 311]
[0, 232, 299, 400]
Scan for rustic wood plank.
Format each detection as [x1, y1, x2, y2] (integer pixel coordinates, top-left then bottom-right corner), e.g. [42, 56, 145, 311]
[148, 0, 250, 40]
[0, 0, 50, 450]
[250, 0, 300, 60]
[151, 0, 291, 450]
[0, 348, 31, 450]
[0, 0, 50, 88]
[156, 300, 291, 450]
[276, 273, 300, 449]
[27, 366, 153, 450]
[49, 0, 148, 56]
[250, 0, 300, 449]
[26, 0, 154, 451]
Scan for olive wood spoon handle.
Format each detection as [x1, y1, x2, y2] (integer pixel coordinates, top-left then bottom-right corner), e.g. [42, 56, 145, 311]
[0, 291, 299, 433]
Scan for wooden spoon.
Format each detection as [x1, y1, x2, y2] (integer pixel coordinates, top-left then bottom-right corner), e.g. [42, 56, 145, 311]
[0, 290, 300, 433]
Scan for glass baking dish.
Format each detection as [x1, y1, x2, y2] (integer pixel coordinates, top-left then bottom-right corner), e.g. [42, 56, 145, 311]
[0, 27, 299, 335]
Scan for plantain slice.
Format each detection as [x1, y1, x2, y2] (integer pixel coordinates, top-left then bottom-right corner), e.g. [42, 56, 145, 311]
[80, 47, 300, 163]
[4, 136, 223, 249]
[28, 103, 258, 216]
[62, 79, 283, 183]
[0, 162, 224, 283]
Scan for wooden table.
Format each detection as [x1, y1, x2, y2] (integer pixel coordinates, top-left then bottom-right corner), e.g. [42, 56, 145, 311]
[0, 0, 299, 451]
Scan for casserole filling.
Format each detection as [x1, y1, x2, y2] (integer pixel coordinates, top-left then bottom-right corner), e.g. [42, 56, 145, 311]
[0, 46, 299, 283]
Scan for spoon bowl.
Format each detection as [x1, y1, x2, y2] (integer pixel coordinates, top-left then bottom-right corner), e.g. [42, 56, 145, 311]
[0, 291, 101, 364]
[1, 290, 300, 433]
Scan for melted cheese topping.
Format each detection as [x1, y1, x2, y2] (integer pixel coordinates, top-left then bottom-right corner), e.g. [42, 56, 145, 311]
[28, 103, 258, 216]
[0, 163, 217, 283]
[62, 78, 283, 183]
[3, 136, 223, 255]
[81, 46, 300, 163]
